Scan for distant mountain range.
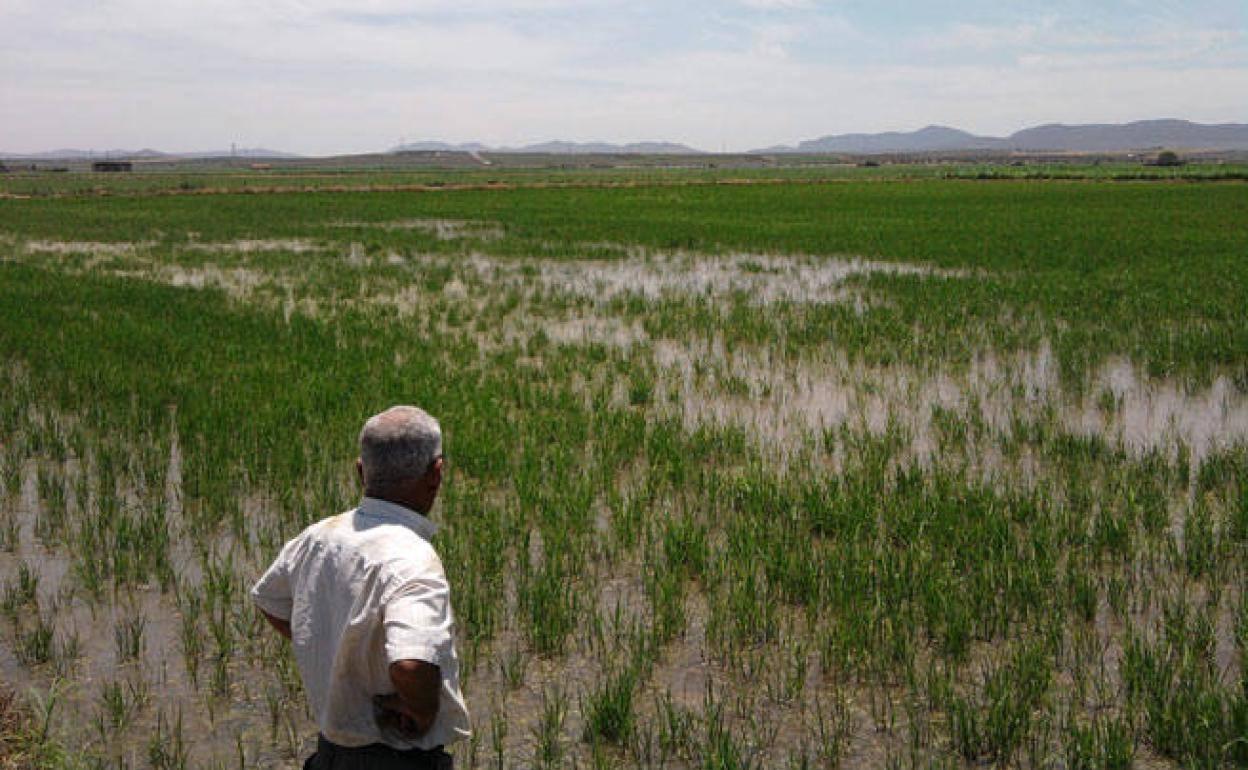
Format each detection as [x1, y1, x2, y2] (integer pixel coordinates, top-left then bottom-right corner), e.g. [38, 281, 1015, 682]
[6, 120, 1248, 161]
[0, 147, 300, 160]
[398, 121, 1248, 156]
[760, 120, 1248, 154]
[392, 140, 704, 155]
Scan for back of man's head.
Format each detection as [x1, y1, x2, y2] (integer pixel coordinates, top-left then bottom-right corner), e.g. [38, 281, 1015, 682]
[359, 406, 442, 495]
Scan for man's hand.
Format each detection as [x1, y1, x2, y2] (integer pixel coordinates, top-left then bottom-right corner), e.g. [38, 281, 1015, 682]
[374, 693, 427, 738]
[260, 609, 292, 640]
[378, 659, 441, 739]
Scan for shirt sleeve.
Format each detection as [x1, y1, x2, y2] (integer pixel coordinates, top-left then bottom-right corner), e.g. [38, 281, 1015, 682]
[250, 539, 296, 622]
[383, 562, 454, 669]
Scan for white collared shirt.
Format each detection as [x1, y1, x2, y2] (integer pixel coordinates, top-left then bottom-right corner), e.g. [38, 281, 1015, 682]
[250, 497, 471, 750]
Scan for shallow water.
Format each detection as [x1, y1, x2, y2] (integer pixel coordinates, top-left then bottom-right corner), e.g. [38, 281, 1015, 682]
[535, 251, 958, 304]
[329, 219, 504, 241]
[651, 340, 1248, 473]
[3, 236, 1241, 769]
[181, 238, 321, 254]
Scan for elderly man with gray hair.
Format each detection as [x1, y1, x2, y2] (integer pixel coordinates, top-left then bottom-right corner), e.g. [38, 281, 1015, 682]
[251, 406, 470, 769]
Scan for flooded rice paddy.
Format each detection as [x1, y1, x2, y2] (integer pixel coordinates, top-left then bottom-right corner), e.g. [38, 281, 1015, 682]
[2, 202, 1246, 770]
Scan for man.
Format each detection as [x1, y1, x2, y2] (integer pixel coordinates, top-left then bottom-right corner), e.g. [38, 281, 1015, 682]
[251, 406, 471, 769]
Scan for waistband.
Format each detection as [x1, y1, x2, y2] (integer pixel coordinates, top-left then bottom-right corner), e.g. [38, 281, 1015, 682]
[317, 733, 447, 758]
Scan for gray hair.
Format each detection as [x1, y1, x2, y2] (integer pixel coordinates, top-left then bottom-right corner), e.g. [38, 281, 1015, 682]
[359, 406, 442, 492]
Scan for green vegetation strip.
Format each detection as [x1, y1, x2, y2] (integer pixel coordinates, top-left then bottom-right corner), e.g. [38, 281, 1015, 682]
[3, 180, 1246, 382]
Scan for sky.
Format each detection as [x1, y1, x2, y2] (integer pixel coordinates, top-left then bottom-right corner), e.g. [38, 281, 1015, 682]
[2, 0, 1246, 155]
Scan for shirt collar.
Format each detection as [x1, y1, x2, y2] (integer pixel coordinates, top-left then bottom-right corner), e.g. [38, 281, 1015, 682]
[357, 496, 439, 541]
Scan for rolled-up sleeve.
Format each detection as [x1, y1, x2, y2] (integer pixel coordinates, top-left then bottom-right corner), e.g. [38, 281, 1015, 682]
[251, 540, 295, 621]
[383, 567, 454, 668]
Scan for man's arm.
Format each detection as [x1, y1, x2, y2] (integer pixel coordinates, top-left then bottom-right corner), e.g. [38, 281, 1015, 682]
[377, 659, 441, 738]
[252, 538, 297, 638]
[381, 555, 453, 739]
[260, 609, 292, 640]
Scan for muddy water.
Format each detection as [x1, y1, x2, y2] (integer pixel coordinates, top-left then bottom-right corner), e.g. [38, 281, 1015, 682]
[181, 239, 322, 254]
[329, 219, 505, 241]
[1075, 359, 1248, 465]
[651, 340, 1248, 472]
[165, 264, 270, 297]
[0, 450, 312, 767]
[5, 239, 1242, 768]
[22, 240, 149, 257]
[535, 252, 960, 304]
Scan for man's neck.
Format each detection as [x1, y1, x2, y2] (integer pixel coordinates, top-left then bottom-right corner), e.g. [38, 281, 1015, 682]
[365, 491, 429, 516]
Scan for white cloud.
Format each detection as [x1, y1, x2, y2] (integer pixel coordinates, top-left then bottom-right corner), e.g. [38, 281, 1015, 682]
[1, 1, 1244, 153]
[915, 15, 1242, 66]
[736, 0, 814, 9]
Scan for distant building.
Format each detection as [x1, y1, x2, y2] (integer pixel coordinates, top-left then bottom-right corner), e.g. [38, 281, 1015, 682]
[92, 160, 133, 172]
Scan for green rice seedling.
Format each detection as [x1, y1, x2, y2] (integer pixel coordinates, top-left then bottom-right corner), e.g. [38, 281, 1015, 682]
[628, 373, 654, 407]
[17, 613, 55, 666]
[643, 562, 685, 647]
[1096, 387, 1122, 417]
[1121, 604, 1245, 767]
[176, 598, 203, 686]
[660, 513, 708, 583]
[210, 653, 232, 698]
[655, 690, 698, 761]
[867, 673, 897, 734]
[52, 629, 81, 678]
[0, 449, 21, 501]
[113, 613, 146, 662]
[498, 647, 528, 691]
[1067, 567, 1098, 624]
[489, 705, 508, 770]
[810, 689, 853, 767]
[95, 678, 143, 736]
[34, 463, 66, 544]
[950, 640, 1052, 764]
[1182, 501, 1218, 579]
[517, 546, 579, 657]
[763, 641, 807, 706]
[532, 685, 569, 770]
[698, 686, 750, 770]
[0, 515, 16, 552]
[1237, 589, 1248, 670]
[2, 561, 39, 614]
[902, 693, 932, 767]
[1105, 574, 1128, 620]
[581, 662, 639, 746]
[27, 677, 65, 747]
[1063, 712, 1134, 770]
[147, 708, 189, 770]
[264, 686, 283, 742]
[16, 562, 38, 605]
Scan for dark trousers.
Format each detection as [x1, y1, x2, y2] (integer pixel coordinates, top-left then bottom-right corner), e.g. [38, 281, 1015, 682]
[304, 734, 452, 770]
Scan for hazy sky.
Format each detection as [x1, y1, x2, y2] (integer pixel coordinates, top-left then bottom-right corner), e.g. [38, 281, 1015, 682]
[3, 0, 1245, 154]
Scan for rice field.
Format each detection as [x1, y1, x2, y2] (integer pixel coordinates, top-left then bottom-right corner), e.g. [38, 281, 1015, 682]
[0, 170, 1245, 768]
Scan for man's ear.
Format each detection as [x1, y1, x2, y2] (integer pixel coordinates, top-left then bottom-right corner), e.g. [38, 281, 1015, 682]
[429, 457, 445, 486]
[356, 458, 365, 484]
